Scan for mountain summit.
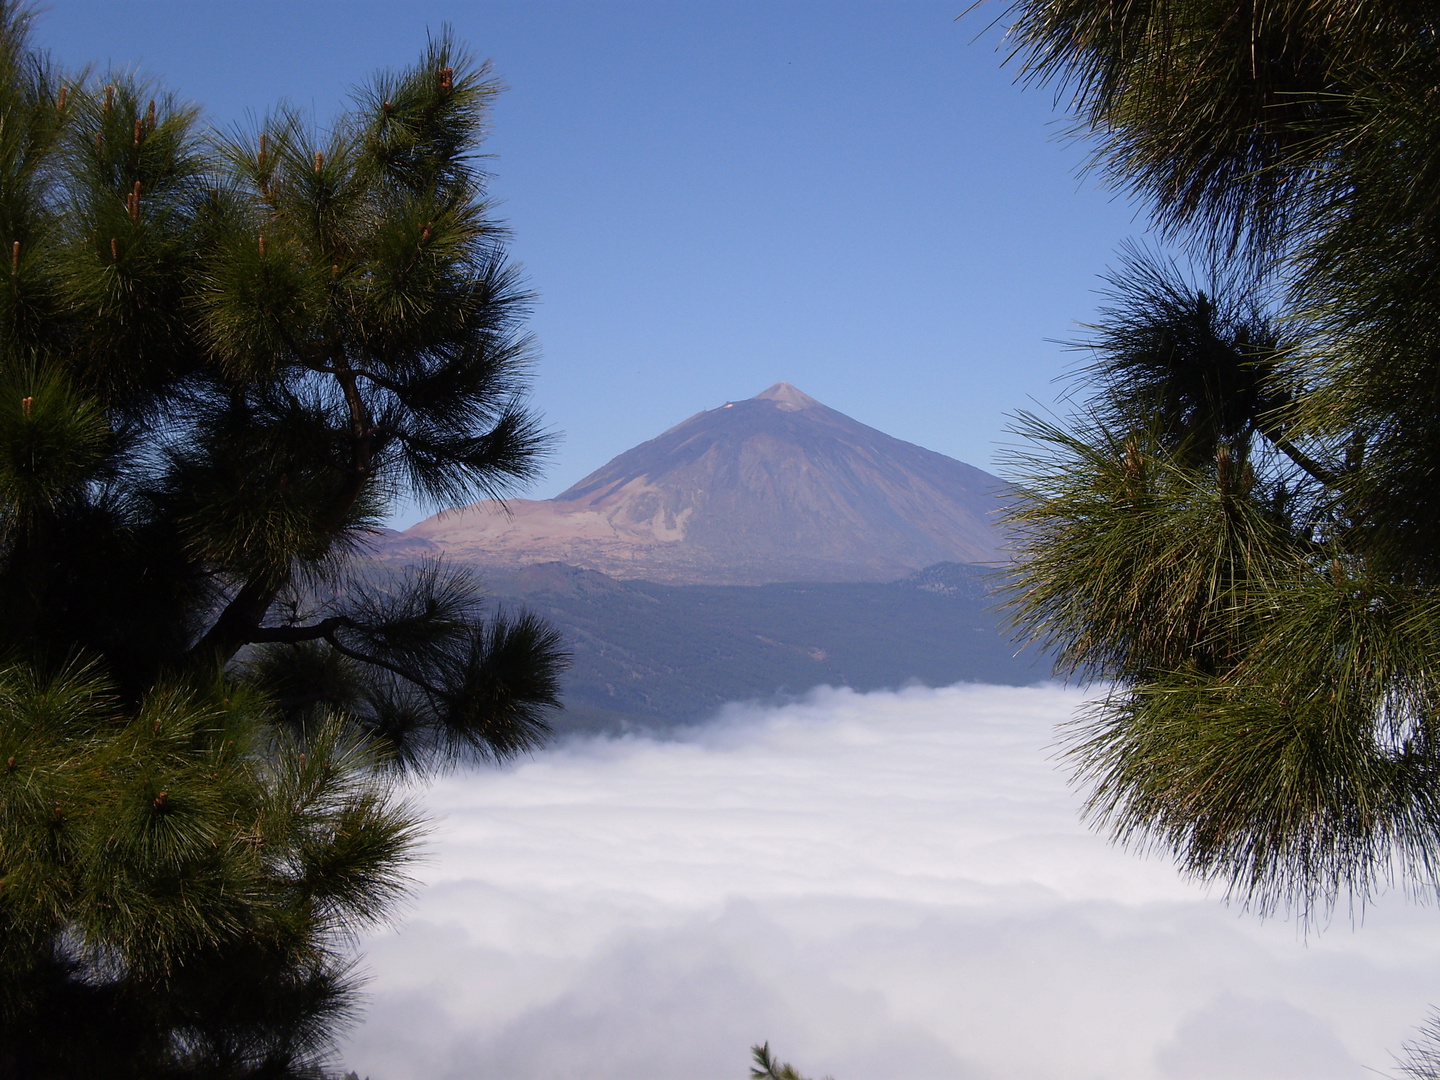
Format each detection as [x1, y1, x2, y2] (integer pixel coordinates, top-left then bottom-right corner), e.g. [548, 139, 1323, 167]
[383, 385, 1009, 584]
[752, 381, 822, 410]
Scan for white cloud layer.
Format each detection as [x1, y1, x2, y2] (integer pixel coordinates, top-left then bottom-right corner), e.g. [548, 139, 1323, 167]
[339, 683, 1440, 1080]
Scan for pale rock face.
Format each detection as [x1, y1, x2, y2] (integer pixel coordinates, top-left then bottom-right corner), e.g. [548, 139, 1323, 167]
[378, 383, 1010, 585]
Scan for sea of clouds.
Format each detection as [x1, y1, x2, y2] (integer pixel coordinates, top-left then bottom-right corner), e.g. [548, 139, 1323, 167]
[338, 683, 1440, 1080]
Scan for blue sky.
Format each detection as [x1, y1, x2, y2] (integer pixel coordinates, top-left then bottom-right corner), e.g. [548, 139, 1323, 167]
[37, 1, 1144, 517]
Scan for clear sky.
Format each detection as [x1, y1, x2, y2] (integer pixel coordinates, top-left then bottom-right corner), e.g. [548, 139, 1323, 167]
[34, 1, 1145, 519]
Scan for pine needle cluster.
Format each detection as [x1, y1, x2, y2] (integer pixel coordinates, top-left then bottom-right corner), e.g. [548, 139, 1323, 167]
[750, 1043, 833, 1080]
[0, 4, 565, 1076]
[999, 0, 1440, 917]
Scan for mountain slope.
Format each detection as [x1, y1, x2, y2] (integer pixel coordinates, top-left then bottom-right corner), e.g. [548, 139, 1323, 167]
[484, 561, 1048, 733]
[383, 383, 1010, 584]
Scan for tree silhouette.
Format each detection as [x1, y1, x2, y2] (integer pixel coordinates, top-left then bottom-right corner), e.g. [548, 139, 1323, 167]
[1002, 0, 1440, 916]
[0, 5, 564, 1075]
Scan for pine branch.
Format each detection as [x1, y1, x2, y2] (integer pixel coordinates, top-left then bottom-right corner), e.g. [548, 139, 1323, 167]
[246, 615, 351, 644]
[1264, 431, 1337, 487]
[192, 577, 289, 664]
[318, 630, 445, 699]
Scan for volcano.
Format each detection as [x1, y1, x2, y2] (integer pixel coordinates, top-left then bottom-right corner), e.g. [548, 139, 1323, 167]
[381, 383, 1010, 585]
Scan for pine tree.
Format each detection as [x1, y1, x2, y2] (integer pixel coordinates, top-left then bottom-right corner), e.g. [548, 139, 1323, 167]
[999, 0, 1440, 916]
[0, 5, 565, 1076]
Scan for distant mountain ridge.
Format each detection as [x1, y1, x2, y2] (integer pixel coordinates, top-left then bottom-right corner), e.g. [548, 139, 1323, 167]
[380, 383, 1010, 585]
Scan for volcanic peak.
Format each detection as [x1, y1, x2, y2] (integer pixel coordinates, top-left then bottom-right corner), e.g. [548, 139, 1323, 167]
[385, 383, 1009, 584]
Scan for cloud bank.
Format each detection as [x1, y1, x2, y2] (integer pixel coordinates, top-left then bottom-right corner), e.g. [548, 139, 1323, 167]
[340, 683, 1440, 1080]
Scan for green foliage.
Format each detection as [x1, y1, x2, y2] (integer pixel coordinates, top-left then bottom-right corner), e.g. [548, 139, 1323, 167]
[1000, 1, 1440, 915]
[0, 5, 566, 1075]
[252, 562, 563, 772]
[750, 1043, 832, 1080]
[0, 661, 422, 1076]
[0, 365, 108, 524]
[1003, 0, 1431, 263]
